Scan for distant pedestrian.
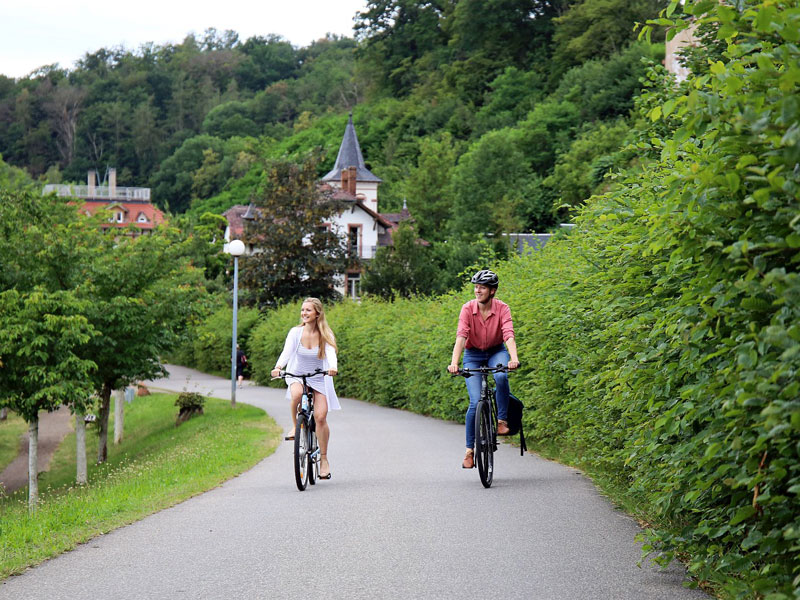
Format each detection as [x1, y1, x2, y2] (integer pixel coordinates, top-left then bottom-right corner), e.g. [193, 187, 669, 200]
[236, 345, 247, 389]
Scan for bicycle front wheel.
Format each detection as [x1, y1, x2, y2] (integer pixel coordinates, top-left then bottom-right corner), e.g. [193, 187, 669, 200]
[475, 399, 494, 488]
[294, 416, 310, 491]
[308, 424, 317, 485]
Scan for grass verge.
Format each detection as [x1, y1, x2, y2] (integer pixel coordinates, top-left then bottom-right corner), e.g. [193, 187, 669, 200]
[0, 393, 280, 579]
[0, 412, 27, 473]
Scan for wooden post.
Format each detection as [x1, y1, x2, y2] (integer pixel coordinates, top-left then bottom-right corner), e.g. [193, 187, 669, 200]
[113, 389, 124, 444]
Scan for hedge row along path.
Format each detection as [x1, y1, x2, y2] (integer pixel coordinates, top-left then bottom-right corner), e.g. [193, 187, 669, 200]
[0, 365, 709, 599]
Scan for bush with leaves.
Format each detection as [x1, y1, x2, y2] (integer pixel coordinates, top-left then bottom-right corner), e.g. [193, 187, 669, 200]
[242, 2, 800, 594]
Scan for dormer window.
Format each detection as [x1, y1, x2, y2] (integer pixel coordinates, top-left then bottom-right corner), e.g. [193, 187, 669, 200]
[136, 212, 149, 223]
[115, 211, 125, 223]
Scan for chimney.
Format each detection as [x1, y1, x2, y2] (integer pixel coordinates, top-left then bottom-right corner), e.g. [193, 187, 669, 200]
[87, 170, 96, 197]
[109, 168, 117, 199]
[347, 166, 357, 196]
[341, 169, 349, 193]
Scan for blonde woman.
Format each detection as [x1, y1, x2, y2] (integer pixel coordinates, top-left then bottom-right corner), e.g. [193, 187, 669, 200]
[271, 298, 339, 479]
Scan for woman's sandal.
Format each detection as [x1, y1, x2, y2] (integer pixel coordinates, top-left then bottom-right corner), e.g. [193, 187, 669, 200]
[319, 455, 332, 480]
[284, 430, 295, 441]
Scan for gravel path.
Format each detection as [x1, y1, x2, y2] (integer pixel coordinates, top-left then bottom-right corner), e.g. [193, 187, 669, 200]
[0, 365, 709, 600]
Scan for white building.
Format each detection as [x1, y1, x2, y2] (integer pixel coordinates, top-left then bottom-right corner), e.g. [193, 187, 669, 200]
[224, 113, 414, 298]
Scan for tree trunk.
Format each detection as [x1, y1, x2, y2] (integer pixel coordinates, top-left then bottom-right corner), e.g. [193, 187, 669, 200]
[113, 389, 124, 445]
[0, 407, 7, 421]
[28, 417, 39, 510]
[75, 411, 87, 485]
[97, 384, 111, 464]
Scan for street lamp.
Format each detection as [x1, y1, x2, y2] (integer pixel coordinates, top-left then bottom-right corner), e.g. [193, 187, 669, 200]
[226, 239, 245, 407]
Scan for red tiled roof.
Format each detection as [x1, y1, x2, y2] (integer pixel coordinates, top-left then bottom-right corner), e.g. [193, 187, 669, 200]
[79, 200, 165, 230]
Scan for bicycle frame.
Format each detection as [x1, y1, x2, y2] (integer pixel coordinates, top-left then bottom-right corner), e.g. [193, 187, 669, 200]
[276, 369, 326, 490]
[454, 365, 509, 488]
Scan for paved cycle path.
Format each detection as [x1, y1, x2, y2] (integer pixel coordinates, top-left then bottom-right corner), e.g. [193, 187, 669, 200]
[0, 365, 709, 600]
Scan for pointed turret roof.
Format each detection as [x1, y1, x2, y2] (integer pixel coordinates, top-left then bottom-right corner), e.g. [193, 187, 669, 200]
[321, 113, 382, 183]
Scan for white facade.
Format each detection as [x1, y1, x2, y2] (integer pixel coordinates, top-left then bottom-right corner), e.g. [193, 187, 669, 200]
[330, 202, 381, 261]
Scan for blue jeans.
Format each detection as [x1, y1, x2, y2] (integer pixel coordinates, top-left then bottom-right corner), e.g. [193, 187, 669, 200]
[463, 344, 510, 449]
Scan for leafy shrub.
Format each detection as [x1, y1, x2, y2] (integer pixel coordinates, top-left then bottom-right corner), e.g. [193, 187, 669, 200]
[173, 304, 260, 377]
[174, 391, 206, 411]
[243, 3, 800, 595]
[247, 301, 305, 385]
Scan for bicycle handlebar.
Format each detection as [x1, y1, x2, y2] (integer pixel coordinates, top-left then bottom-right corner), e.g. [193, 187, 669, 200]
[451, 364, 512, 378]
[272, 368, 327, 380]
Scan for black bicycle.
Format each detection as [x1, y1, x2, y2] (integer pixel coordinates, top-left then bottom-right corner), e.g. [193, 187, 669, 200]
[454, 365, 510, 488]
[275, 369, 326, 491]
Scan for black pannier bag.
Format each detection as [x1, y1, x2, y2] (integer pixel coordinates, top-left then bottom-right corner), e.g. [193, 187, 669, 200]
[505, 392, 527, 456]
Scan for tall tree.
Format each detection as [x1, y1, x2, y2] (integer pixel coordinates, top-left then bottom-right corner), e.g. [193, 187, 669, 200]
[0, 189, 100, 505]
[240, 153, 348, 306]
[402, 133, 458, 242]
[362, 221, 439, 299]
[550, 0, 665, 78]
[84, 231, 206, 463]
[43, 82, 86, 167]
[0, 289, 96, 509]
[354, 0, 450, 94]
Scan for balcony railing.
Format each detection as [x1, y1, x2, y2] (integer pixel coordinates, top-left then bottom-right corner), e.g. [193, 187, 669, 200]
[43, 184, 151, 201]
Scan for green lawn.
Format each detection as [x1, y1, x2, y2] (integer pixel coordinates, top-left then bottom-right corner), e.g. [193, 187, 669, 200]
[0, 393, 280, 579]
[0, 411, 27, 473]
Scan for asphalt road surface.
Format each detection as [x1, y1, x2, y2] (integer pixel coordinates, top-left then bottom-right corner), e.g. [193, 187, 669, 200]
[0, 365, 709, 600]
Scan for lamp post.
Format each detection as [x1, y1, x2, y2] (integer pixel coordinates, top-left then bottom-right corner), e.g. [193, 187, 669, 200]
[226, 239, 245, 407]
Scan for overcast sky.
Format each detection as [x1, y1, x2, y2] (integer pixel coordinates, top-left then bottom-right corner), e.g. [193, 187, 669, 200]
[0, 0, 369, 79]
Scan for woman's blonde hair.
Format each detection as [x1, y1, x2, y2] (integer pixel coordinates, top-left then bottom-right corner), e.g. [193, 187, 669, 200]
[301, 297, 337, 358]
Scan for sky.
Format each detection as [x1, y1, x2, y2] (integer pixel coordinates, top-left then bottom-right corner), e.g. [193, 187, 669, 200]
[0, 0, 369, 79]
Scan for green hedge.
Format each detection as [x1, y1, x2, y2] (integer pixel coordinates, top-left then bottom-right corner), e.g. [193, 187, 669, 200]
[189, 3, 798, 595]
[174, 305, 261, 377]
[242, 3, 799, 595]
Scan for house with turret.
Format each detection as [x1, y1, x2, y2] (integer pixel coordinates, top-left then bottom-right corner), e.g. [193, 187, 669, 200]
[224, 114, 415, 298]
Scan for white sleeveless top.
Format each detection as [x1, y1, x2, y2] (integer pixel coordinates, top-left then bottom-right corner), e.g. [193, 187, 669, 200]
[276, 326, 340, 410]
[286, 346, 325, 395]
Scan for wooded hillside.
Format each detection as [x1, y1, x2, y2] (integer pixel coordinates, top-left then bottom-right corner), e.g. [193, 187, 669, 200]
[0, 0, 664, 238]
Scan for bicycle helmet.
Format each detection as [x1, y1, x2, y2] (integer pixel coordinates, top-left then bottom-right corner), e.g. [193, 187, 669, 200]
[470, 269, 499, 288]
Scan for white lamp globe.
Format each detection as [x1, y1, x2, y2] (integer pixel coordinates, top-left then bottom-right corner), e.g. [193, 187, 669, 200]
[227, 239, 245, 256]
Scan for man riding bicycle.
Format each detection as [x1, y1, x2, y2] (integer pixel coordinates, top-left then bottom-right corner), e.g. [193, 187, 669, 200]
[448, 270, 520, 469]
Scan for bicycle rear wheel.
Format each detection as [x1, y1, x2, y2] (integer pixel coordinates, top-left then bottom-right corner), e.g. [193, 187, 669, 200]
[294, 416, 309, 491]
[475, 399, 494, 488]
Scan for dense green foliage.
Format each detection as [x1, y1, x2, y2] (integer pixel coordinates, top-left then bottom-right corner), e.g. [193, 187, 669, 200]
[0, 188, 209, 468]
[170, 304, 260, 377]
[239, 153, 350, 306]
[0, 3, 665, 250]
[223, 2, 800, 596]
[7, 0, 798, 594]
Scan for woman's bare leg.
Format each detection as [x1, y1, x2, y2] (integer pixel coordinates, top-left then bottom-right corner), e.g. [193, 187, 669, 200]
[287, 383, 303, 437]
[314, 390, 330, 476]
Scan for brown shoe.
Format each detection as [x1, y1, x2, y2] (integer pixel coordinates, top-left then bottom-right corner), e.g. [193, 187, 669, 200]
[462, 449, 474, 469]
[497, 420, 510, 436]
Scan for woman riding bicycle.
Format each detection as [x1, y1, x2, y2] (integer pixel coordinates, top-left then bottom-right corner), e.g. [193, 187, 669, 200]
[271, 297, 339, 479]
[447, 270, 520, 469]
